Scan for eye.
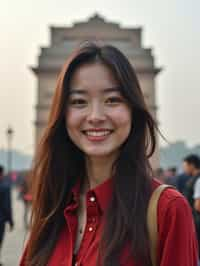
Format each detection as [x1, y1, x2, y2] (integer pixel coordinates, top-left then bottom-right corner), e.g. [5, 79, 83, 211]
[68, 98, 87, 107]
[106, 96, 123, 105]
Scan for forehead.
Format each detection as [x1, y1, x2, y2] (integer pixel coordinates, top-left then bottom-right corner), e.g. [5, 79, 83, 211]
[69, 62, 119, 92]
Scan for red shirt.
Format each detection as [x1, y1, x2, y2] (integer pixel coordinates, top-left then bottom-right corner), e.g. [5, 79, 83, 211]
[20, 178, 198, 266]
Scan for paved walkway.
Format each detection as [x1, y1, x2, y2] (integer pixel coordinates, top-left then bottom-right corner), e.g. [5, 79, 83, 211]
[1, 188, 28, 266]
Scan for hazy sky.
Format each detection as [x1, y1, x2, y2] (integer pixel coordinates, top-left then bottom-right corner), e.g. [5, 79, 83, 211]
[0, 0, 199, 155]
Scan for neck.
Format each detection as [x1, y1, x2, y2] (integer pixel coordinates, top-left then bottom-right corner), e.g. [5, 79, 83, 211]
[84, 155, 117, 190]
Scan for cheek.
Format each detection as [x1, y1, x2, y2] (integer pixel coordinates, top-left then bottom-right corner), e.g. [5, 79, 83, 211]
[65, 109, 83, 133]
[111, 107, 132, 129]
[184, 165, 190, 174]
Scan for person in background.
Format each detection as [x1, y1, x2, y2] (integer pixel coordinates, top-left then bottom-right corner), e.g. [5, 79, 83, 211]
[17, 172, 32, 230]
[154, 167, 165, 182]
[183, 154, 200, 258]
[165, 167, 178, 186]
[0, 165, 14, 266]
[176, 172, 192, 194]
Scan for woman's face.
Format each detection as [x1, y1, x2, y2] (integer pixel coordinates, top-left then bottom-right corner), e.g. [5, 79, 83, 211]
[65, 62, 132, 160]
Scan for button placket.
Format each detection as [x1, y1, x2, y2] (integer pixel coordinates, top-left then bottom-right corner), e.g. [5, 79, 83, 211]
[89, 196, 96, 202]
[85, 195, 98, 235]
[76, 192, 99, 263]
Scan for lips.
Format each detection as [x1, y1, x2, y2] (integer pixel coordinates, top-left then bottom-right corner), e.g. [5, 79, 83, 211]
[81, 129, 114, 140]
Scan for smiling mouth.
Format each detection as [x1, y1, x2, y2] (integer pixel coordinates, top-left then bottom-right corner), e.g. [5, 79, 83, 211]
[82, 129, 114, 137]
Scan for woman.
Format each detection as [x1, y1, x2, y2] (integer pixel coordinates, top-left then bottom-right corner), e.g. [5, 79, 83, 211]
[20, 43, 198, 266]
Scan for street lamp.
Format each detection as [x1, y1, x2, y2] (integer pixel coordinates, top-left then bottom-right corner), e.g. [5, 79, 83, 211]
[6, 126, 14, 173]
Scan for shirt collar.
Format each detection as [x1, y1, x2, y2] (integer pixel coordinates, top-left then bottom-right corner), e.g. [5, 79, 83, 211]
[70, 177, 113, 213]
[91, 177, 113, 212]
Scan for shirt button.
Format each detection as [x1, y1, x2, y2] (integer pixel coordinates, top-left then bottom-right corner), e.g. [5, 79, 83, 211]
[90, 196, 96, 202]
[89, 227, 93, 232]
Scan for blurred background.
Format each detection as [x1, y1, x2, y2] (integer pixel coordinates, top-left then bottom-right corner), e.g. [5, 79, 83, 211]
[0, 0, 200, 264]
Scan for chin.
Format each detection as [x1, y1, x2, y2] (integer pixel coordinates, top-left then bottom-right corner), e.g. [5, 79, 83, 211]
[85, 152, 111, 158]
[83, 148, 118, 159]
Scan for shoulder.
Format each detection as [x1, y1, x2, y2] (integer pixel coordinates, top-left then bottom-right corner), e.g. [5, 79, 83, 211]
[152, 177, 186, 203]
[158, 186, 189, 215]
[153, 180, 195, 235]
[151, 180, 199, 264]
[151, 178, 193, 226]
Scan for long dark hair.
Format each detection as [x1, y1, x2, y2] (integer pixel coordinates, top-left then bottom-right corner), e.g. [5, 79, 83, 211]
[25, 42, 157, 266]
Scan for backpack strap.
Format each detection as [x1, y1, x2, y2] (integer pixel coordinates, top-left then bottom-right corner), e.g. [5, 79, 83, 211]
[147, 184, 174, 266]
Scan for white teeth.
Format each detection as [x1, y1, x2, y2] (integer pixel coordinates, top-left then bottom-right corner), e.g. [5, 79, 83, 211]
[85, 131, 111, 137]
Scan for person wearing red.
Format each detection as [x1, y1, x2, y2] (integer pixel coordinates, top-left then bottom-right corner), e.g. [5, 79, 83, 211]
[19, 43, 198, 266]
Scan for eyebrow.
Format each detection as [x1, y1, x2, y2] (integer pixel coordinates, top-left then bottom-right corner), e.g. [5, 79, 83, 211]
[69, 86, 121, 95]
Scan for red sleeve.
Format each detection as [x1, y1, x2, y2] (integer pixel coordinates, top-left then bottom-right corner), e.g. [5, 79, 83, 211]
[157, 189, 198, 266]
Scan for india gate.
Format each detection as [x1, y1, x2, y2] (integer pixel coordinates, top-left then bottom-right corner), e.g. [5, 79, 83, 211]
[32, 14, 162, 169]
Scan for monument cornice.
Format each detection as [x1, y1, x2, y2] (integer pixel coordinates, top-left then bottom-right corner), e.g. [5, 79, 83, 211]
[31, 66, 162, 75]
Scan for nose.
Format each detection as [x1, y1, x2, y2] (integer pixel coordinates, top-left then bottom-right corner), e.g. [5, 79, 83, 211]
[87, 102, 106, 124]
